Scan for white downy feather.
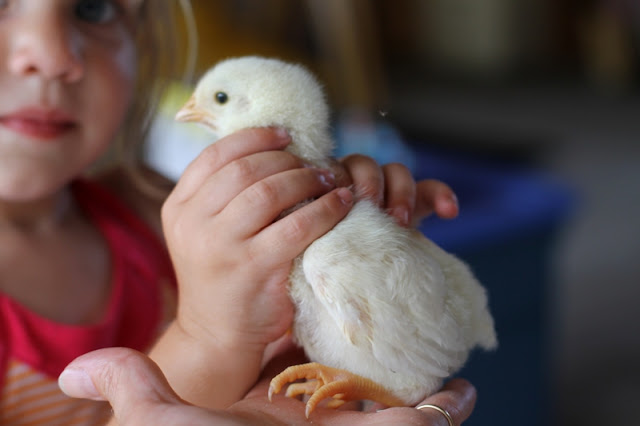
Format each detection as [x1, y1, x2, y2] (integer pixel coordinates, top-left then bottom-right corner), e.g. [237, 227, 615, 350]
[179, 56, 497, 405]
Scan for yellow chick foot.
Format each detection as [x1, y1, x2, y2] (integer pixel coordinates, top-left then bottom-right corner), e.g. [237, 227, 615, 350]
[268, 362, 405, 418]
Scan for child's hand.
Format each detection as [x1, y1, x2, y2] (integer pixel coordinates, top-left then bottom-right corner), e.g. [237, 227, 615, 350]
[156, 129, 458, 409]
[338, 154, 459, 226]
[162, 128, 354, 354]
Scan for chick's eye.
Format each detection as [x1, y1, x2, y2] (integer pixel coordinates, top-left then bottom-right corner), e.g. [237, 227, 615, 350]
[215, 92, 229, 104]
[75, 0, 118, 23]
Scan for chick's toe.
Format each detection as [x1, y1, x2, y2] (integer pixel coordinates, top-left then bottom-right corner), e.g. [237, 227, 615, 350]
[269, 362, 405, 417]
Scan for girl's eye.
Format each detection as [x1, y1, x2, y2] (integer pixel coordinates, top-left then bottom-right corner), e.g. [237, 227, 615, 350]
[75, 0, 118, 23]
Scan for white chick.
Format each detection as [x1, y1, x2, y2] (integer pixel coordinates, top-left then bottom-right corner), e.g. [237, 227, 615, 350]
[176, 56, 497, 417]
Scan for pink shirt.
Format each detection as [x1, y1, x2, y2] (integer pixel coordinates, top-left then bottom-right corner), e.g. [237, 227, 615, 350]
[0, 179, 175, 425]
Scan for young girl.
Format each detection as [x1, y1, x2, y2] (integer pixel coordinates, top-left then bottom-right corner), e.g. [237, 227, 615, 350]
[0, 1, 465, 425]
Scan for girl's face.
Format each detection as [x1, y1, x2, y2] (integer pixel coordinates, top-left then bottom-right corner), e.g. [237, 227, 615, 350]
[0, 0, 141, 201]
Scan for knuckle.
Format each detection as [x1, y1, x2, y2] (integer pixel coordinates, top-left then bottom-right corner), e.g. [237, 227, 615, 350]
[356, 177, 382, 200]
[284, 192, 344, 240]
[240, 126, 270, 140]
[280, 150, 303, 168]
[160, 196, 178, 225]
[385, 162, 410, 175]
[228, 157, 256, 183]
[323, 190, 348, 216]
[343, 153, 378, 174]
[288, 211, 312, 239]
[160, 203, 181, 236]
[95, 351, 159, 423]
[344, 153, 372, 164]
[246, 241, 264, 265]
[96, 359, 121, 399]
[247, 179, 278, 207]
[160, 201, 172, 226]
[278, 212, 312, 248]
[199, 142, 224, 168]
[238, 127, 289, 149]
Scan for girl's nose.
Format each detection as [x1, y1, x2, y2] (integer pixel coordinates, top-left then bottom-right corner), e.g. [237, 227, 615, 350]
[7, 13, 84, 83]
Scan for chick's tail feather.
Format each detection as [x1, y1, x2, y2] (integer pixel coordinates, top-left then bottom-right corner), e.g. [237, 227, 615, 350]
[473, 303, 498, 351]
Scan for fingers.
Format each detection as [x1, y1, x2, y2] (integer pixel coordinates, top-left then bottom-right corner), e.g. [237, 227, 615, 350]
[58, 348, 186, 424]
[164, 126, 347, 246]
[340, 156, 459, 227]
[362, 379, 476, 425]
[382, 163, 416, 226]
[170, 127, 292, 205]
[380, 164, 460, 226]
[219, 167, 340, 239]
[414, 179, 459, 224]
[249, 187, 353, 264]
[188, 150, 306, 217]
[340, 154, 384, 205]
[416, 379, 477, 426]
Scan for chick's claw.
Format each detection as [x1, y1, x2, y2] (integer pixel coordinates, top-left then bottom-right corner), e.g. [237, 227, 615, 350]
[284, 380, 320, 399]
[268, 362, 405, 418]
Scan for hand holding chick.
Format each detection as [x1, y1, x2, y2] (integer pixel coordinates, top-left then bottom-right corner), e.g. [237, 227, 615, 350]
[176, 56, 497, 417]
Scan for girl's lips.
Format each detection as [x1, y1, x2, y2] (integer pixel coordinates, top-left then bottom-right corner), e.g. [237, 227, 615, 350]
[0, 108, 77, 140]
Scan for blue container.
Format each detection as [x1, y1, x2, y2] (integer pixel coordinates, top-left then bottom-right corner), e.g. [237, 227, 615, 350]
[414, 147, 573, 426]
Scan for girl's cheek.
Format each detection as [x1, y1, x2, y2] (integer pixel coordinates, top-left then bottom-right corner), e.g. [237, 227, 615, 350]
[80, 40, 137, 145]
[112, 37, 137, 83]
[99, 37, 138, 110]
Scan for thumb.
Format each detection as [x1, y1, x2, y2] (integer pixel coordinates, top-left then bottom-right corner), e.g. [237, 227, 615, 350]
[58, 347, 185, 423]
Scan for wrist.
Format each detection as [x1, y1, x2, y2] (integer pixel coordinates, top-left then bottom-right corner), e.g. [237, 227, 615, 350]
[150, 321, 266, 409]
[173, 273, 294, 353]
[170, 315, 267, 358]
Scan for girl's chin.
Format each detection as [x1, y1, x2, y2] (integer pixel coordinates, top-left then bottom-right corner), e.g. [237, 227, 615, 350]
[0, 174, 71, 204]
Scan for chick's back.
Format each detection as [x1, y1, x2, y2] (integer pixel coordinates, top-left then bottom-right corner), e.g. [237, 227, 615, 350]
[289, 199, 497, 403]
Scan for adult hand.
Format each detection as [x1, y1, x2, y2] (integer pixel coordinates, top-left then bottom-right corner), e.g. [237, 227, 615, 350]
[59, 346, 477, 425]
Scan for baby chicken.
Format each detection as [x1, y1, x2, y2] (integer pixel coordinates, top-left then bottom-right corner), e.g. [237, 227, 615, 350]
[176, 56, 497, 417]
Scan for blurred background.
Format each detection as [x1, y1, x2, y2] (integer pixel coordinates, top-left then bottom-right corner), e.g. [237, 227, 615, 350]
[145, 1, 640, 425]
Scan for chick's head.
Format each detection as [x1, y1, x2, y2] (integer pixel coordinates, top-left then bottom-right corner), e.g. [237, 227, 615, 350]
[176, 56, 334, 165]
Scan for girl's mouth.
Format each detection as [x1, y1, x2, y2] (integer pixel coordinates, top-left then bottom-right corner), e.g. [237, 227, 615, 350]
[0, 107, 77, 140]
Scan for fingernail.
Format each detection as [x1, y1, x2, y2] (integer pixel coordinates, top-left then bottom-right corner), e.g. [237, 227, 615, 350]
[392, 206, 410, 226]
[274, 127, 291, 142]
[449, 193, 459, 208]
[336, 187, 353, 205]
[316, 169, 336, 187]
[58, 367, 101, 400]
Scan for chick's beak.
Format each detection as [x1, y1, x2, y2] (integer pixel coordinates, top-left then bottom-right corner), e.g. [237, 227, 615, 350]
[175, 96, 215, 128]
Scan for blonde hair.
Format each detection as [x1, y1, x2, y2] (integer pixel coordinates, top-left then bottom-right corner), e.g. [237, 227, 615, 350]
[109, 0, 197, 194]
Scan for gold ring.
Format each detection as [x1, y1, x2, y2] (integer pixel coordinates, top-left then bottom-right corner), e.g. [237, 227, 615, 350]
[416, 404, 454, 426]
